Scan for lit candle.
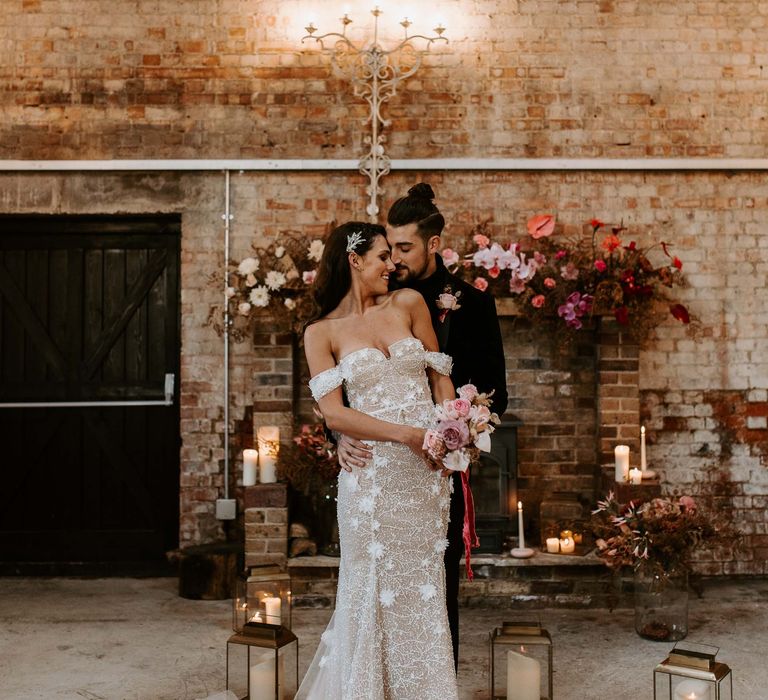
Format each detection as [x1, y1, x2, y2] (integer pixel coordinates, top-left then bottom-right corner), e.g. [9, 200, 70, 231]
[614, 445, 630, 482]
[250, 611, 262, 623]
[629, 467, 642, 485]
[506, 648, 540, 700]
[257, 426, 280, 483]
[545, 537, 560, 553]
[640, 425, 647, 472]
[559, 537, 575, 554]
[243, 449, 258, 486]
[517, 501, 525, 550]
[673, 679, 712, 700]
[264, 596, 282, 625]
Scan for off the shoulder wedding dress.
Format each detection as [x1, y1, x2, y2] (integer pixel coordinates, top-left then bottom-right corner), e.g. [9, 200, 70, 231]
[297, 336, 459, 700]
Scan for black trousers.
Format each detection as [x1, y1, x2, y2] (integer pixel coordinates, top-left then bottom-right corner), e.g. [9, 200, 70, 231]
[443, 471, 466, 671]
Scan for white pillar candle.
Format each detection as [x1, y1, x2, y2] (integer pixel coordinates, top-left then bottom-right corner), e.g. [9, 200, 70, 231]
[259, 456, 277, 483]
[673, 679, 712, 700]
[545, 537, 560, 553]
[264, 596, 281, 625]
[506, 649, 541, 700]
[517, 501, 525, 550]
[614, 445, 630, 482]
[629, 467, 642, 485]
[249, 651, 284, 700]
[243, 449, 259, 486]
[559, 537, 575, 554]
[640, 425, 647, 472]
[257, 426, 280, 483]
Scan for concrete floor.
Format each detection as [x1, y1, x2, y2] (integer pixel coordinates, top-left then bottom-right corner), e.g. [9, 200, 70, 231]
[1, 577, 766, 700]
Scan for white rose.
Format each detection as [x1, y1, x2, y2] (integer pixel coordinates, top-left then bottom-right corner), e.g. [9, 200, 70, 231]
[307, 240, 325, 262]
[284, 298, 296, 310]
[249, 286, 270, 308]
[225, 286, 236, 299]
[237, 302, 252, 316]
[443, 449, 470, 473]
[237, 257, 260, 276]
[264, 270, 286, 291]
[275, 245, 285, 258]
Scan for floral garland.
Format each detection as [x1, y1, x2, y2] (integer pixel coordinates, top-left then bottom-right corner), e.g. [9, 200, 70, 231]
[442, 215, 691, 342]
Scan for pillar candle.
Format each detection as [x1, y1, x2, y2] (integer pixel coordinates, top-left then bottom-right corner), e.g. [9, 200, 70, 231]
[264, 596, 281, 625]
[559, 537, 575, 554]
[243, 449, 259, 487]
[545, 538, 560, 553]
[517, 501, 525, 550]
[629, 467, 642, 485]
[640, 425, 647, 472]
[249, 651, 284, 700]
[673, 679, 712, 700]
[506, 649, 541, 700]
[257, 426, 280, 484]
[259, 456, 277, 484]
[614, 445, 630, 482]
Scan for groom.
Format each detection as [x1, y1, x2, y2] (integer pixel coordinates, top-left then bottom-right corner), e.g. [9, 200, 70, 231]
[337, 183, 508, 670]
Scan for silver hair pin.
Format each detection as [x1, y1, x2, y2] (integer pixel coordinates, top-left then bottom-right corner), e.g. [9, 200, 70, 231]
[346, 230, 364, 253]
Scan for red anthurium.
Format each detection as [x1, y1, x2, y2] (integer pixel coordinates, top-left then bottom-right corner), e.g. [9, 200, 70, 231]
[670, 304, 690, 324]
[527, 214, 556, 239]
[614, 306, 629, 324]
[672, 256, 683, 270]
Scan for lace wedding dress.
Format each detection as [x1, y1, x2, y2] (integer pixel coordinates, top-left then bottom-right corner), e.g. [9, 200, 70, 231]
[297, 336, 459, 700]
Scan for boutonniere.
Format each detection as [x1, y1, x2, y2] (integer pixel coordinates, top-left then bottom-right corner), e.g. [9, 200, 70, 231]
[436, 286, 462, 323]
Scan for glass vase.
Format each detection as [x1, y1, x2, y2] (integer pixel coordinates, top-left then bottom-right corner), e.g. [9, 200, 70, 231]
[634, 565, 689, 641]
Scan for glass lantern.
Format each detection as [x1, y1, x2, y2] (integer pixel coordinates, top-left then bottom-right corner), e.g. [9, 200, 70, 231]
[233, 566, 292, 633]
[226, 625, 299, 700]
[490, 621, 553, 699]
[654, 642, 733, 700]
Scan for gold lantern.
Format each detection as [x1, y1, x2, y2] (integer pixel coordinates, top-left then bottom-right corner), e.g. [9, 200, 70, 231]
[233, 566, 292, 633]
[654, 642, 733, 700]
[490, 621, 553, 699]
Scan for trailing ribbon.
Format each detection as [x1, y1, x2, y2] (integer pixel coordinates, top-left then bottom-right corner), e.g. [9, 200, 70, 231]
[461, 469, 480, 580]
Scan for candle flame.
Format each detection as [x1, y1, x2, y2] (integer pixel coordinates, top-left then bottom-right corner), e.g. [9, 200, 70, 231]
[641, 425, 645, 435]
[517, 500, 522, 510]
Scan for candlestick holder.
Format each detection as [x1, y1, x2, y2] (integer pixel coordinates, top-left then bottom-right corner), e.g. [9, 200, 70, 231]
[510, 546, 535, 558]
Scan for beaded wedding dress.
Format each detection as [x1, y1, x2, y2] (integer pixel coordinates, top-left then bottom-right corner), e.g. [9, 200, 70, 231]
[297, 336, 459, 700]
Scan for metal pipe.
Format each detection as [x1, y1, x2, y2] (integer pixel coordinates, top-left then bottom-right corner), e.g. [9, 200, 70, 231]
[0, 400, 172, 408]
[223, 169, 232, 500]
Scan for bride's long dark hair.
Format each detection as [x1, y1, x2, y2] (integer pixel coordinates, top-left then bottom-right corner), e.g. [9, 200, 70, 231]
[305, 221, 386, 328]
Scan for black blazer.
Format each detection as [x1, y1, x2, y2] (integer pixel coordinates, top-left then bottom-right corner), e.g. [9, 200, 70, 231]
[409, 255, 508, 417]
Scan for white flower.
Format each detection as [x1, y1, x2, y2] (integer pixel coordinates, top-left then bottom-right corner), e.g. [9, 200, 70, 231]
[372, 519, 381, 531]
[358, 495, 375, 514]
[237, 302, 251, 316]
[284, 298, 296, 310]
[419, 584, 437, 601]
[264, 270, 286, 291]
[474, 430, 491, 453]
[225, 286, 236, 299]
[275, 245, 285, 258]
[308, 239, 325, 262]
[421, 558, 431, 568]
[249, 286, 270, 307]
[367, 541, 384, 559]
[434, 538, 450, 554]
[237, 257, 260, 276]
[245, 273, 258, 287]
[303, 270, 317, 285]
[443, 449, 470, 473]
[379, 589, 396, 607]
[430, 483, 440, 495]
[384, 559, 394, 571]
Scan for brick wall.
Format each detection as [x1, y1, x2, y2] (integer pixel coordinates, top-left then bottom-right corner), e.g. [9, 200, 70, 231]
[1, 0, 767, 572]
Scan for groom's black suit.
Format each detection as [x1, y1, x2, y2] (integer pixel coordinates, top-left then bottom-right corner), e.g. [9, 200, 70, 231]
[405, 254, 508, 669]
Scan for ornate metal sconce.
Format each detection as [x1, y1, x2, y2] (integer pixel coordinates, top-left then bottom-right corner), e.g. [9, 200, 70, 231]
[303, 6, 448, 220]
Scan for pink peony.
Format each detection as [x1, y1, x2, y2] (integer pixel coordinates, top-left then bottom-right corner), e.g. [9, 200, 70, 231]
[439, 419, 470, 451]
[531, 294, 546, 308]
[594, 259, 607, 273]
[544, 277, 556, 289]
[458, 384, 478, 401]
[473, 277, 489, 291]
[453, 398, 471, 418]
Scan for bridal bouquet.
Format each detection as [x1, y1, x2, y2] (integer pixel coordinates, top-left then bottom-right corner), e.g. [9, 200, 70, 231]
[421, 384, 500, 472]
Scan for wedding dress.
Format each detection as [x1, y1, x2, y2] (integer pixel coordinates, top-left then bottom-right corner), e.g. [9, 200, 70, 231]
[297, 336, 459, 700]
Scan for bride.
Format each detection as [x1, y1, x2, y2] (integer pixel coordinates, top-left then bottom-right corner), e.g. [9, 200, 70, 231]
[297, 221, 460, 700]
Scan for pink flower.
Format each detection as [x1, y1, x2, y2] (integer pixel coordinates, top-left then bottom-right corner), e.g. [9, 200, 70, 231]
[527, 214, 556, 239]
[437, 293, 460, 311]
[533, 251, 548, 265]
[439, 419, 470, 451]
[488, 265, 500, 279]
[557, 291, 593, 329]
[509, 277, 526, 294]
[555, 249, 568, 260]
[594, 259, 607, 273]
[560, 262, 580, 281]
[531, 294, 546, 308]
[473, 277, 489, 291]
[422, 430, 447, 461]
[453, 398, 471, 418]
[679, 495, 697, 511]
[303, 270, 317, 284]
[473, 234, 490, 249]
[458, 384, 478, 401]
[441, 248, 460, 267]
[544, 277, 556, 289]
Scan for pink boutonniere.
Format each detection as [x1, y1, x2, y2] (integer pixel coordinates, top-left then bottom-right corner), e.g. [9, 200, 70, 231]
[436, 286, 462, 323]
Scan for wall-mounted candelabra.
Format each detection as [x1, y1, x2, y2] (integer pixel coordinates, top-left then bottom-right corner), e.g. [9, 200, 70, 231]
[303, 7, 448, 220]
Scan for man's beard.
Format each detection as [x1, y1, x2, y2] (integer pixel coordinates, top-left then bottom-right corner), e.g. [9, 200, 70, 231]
[390, 260, 429, 288]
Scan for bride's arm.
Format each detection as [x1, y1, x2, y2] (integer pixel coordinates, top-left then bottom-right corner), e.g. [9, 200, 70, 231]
[396, 289, 455, 405]
[304, 322, 425, 453]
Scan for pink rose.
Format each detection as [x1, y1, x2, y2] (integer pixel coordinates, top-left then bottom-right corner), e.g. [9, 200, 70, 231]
[594, 259, 607, 273]
[437, 293, 459, 311]
[531, 294, 546, 308]
[473, 234, 490, 249]
[303, 270, 317, 284]
[473, 277, 489, 291]
[679, 495, 696, 511]
[453, 398, 471, 418]
[441, 248, 460, 267]
[422, 430, 447, 460]
[439, 419, 470, 451]
[457, 384, 478, 401]
[544, 277, 556, 289]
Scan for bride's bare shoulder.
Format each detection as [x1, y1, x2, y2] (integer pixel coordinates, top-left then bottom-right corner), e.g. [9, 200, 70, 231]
[388, 287, 426, 309]
[303, 318, 332, 350]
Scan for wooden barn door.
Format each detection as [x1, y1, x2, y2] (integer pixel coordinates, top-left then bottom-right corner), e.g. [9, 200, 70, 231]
[0, 215, 180, 572]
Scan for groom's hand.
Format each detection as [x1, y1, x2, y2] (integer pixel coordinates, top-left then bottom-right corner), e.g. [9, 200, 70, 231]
[337, 434, 373, 472]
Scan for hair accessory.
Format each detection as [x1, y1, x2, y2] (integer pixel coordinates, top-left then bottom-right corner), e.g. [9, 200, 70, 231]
[346, 230, 365, 253]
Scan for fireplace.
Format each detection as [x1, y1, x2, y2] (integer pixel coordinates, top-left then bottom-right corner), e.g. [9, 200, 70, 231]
[473, 422, 519, 554]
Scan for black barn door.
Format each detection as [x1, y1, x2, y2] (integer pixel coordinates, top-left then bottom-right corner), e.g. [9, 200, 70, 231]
[0, 215, 180, 572]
